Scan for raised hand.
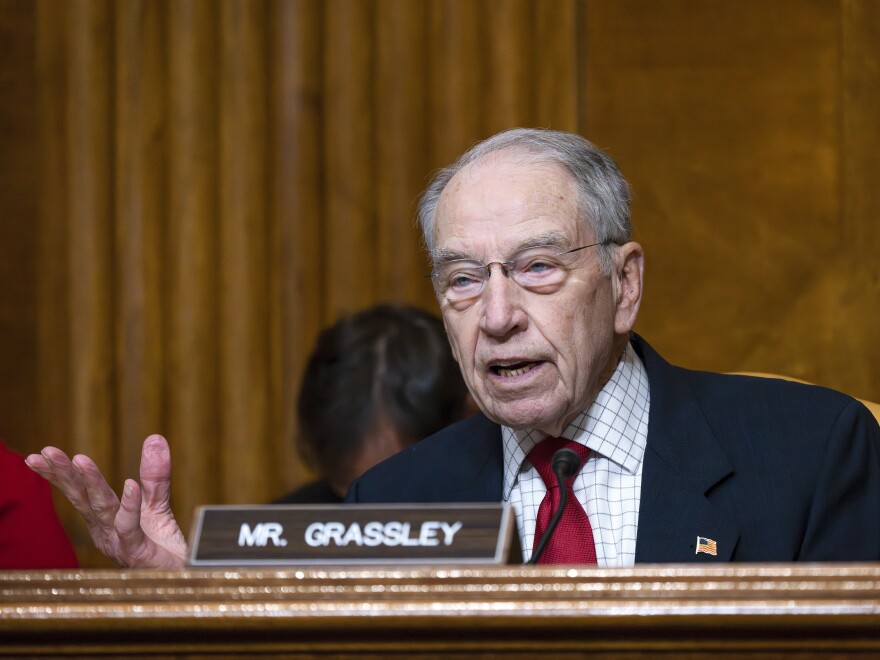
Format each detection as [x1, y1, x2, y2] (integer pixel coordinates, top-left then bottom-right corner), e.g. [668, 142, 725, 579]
[26, 435, 188, 569]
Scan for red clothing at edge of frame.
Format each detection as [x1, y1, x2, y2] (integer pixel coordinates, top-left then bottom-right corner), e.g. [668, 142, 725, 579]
[0, 439, 78, 569]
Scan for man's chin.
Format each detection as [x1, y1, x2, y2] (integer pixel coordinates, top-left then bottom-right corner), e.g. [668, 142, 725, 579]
[480, 399, 566, 433]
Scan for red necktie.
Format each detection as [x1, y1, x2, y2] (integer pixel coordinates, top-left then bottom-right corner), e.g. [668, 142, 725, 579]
[528, 437, 597, 565]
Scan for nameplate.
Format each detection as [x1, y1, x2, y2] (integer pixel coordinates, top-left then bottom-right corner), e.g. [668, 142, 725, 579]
[188, 503, 515, 566]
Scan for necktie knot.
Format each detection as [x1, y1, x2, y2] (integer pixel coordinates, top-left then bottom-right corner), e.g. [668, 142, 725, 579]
[526, 436, 597, 565]
[527, 437, 590, 488]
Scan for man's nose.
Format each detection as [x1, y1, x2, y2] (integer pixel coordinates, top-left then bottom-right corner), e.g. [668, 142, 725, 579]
[479, 263, 525, 337]
[482, 260, 510, 280]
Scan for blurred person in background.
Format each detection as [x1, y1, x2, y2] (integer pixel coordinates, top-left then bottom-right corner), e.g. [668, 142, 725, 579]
[276, 303, 473, 503]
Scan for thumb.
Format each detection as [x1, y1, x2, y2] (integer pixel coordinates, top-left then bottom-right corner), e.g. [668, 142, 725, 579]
[139, 434, 173, 509]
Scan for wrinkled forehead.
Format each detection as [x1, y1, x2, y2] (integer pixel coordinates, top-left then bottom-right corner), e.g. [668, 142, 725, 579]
[433, 155, 587, 259]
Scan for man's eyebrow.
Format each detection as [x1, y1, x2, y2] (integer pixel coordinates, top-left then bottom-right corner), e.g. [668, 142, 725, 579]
[514, 232, 570, 251]
[433, 232, 573, 264]
[433, 248, 474, 264]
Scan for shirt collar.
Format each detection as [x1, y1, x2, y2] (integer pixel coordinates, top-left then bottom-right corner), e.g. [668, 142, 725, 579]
[501, 341, 650, 499]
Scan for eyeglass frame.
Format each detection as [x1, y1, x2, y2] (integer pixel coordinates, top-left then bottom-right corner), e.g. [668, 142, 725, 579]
[429, 240, 613, 301]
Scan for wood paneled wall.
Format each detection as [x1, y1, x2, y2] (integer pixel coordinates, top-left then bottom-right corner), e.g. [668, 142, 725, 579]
[585, 0, 880, 402]
[0, 0, 877, 565]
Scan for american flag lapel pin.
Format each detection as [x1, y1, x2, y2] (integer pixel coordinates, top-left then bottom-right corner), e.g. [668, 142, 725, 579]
[696, 536, 718, 556]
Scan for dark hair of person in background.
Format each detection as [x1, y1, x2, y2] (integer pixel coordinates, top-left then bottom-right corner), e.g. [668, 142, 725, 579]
[276, 304, 473, 504]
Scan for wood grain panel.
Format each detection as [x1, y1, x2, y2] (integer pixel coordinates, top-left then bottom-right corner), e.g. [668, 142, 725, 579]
[375, 0, 434, 306]
[34, 0, 79, 554]
[583, 0, 868, 394]
[323, 0, 376, 320]
[114, 0, 165, 481]
[483, 0, 534, 133]
[166, 0, 221, 526]
[66, 0, 116, 477]
[269, 0, 324, 495]
[534, 0, 578, 131]
[218, 0, 272, 503]
[428, 0, 484, 167]
[0, 0, 39, 452]
[35, 0, 71, 455]
[839, 0, 880, 402]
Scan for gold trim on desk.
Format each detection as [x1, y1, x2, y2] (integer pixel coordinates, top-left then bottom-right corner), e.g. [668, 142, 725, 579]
[2, 563, 880, 656]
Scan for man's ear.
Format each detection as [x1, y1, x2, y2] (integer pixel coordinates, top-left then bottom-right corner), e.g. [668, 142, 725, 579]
[613, 242, 644, 334]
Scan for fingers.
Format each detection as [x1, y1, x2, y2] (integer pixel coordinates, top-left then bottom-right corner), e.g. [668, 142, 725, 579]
[26, 447, 118, 526]
[117, 478, 188, 569]
[71, 453, 124, 522]
[26, 446, 126, 562]
[114, 478, 149, 567]
[25, 446, 77, 491]
[138, 434, 174, 512]
[28, 437, 188, 569]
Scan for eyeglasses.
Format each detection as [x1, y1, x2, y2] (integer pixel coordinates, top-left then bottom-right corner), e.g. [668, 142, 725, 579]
[430, 242, 608, 303]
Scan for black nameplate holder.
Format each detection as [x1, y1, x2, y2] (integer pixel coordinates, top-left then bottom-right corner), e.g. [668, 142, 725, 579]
[189, 503, 515, 566]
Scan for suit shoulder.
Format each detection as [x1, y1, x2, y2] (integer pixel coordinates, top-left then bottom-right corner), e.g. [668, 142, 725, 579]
[688, 369, 864, 418]
[346, 414, 502, 504]
[631, 333, 865, 419]
[680, 370, 879, 464]
[387, 413, 499, 465]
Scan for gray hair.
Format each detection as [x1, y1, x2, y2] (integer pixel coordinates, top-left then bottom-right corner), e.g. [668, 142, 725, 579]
[417, 128, 631, 274]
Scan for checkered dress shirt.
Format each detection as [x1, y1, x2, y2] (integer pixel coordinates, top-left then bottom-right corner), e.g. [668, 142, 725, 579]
[503, 341, 650, 566]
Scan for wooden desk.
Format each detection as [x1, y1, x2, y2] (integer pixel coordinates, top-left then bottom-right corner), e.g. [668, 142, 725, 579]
[2, 563, 880, 657]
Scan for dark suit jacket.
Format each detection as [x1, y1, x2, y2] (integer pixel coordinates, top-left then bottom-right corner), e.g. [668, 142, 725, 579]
[274, 480, 343, 505]
[347, 335, 880, 562]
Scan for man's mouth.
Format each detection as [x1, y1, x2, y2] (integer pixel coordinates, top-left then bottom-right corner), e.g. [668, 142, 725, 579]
[490, 361, 540, 378]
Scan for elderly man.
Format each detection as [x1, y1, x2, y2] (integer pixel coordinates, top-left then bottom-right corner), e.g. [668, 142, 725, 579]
[347, 128, 880, 564]
[26, 128, 880, 567]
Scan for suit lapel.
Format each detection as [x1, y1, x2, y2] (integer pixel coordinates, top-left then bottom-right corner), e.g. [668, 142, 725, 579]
[632, 336, 740, 563]
[636, 443, 738, 562]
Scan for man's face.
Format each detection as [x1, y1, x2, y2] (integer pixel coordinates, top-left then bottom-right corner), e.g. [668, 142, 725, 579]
[434, 154, 631, 437]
